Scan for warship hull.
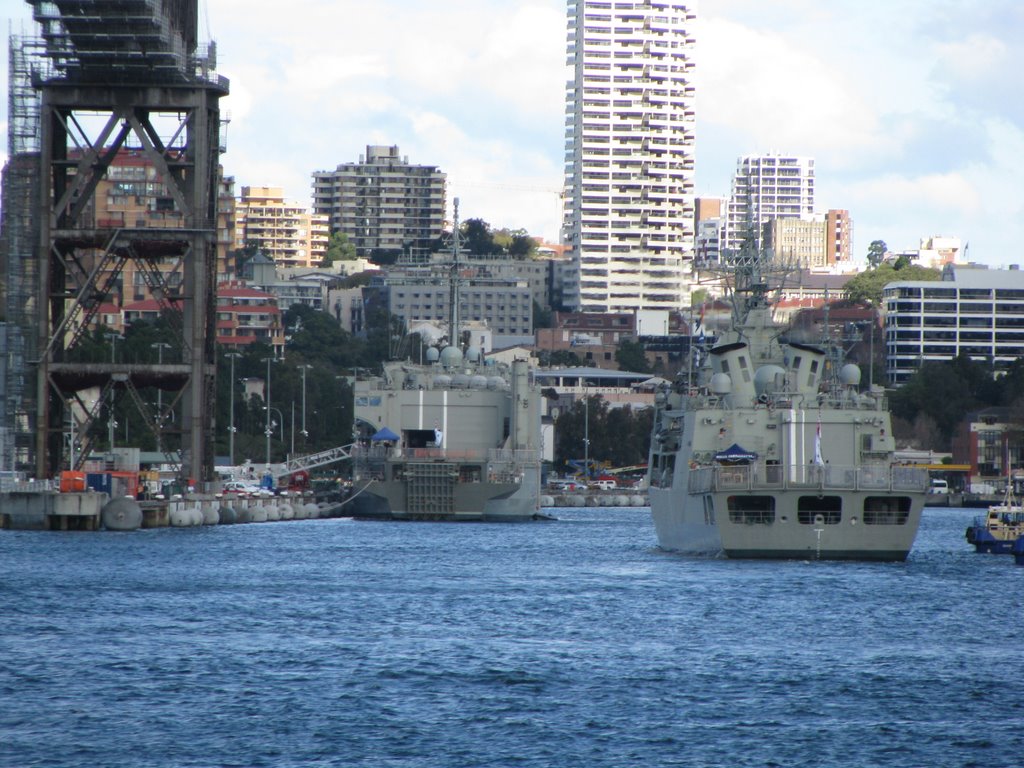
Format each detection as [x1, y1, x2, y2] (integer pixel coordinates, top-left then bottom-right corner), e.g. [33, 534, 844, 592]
[651, 485, 924, 561]
[349, 468, 541, 521]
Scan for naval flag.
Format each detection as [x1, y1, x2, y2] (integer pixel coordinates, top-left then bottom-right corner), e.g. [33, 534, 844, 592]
[813, 415, 824, 466]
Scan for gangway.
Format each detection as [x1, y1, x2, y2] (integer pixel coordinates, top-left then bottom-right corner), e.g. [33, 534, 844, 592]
[271, 443, 356, 480]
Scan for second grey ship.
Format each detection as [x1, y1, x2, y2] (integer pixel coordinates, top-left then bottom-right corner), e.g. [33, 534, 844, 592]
[347, 199, 542, 521]
[648, 252, 928, 560]
[350, 353, 541, 521]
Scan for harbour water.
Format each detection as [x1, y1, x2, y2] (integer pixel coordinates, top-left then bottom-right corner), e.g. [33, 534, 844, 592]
[2, 507, 1021, 767]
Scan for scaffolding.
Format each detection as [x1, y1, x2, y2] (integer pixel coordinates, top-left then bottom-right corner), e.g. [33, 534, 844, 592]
[0, 1, 228, 484]
[1, 34, 48, 473]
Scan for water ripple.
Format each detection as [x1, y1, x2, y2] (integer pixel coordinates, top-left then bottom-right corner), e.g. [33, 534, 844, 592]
[1, 508, 1021, 767]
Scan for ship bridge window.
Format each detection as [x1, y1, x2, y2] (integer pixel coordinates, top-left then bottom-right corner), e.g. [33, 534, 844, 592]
[863, 496, 911, 525]
[727, 495, 775, 524]
[797, 496, 842, 524]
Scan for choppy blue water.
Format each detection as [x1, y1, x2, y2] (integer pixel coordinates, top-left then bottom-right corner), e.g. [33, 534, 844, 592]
[1, 507, 1021, 767]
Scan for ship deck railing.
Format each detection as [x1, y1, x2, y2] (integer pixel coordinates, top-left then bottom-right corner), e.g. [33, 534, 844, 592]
[352, 445, 539, 466]
[685, 464, 928, 494]
[676, 391, 889, 412]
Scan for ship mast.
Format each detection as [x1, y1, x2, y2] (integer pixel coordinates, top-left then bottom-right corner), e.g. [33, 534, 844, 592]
[449, 198, 462, 351]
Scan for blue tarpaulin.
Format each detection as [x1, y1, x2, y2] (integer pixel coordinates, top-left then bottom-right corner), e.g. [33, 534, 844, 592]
[714, 443, 758, 463]
[371, 427, 400, 442]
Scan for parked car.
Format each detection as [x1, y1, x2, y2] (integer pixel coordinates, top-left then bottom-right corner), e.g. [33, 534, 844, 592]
[223, 480, 261, 494]
[590, 479, 617, 490]
[549, 479, 585, 492]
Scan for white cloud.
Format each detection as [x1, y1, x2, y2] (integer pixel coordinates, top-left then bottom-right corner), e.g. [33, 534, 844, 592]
[934, 34, 1008, 83]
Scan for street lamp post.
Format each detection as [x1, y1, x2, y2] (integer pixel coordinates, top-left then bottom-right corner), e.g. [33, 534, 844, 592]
[261, 356, 276, 466]
[104, 333, 121, 449]
[583, 385, 589, 482]
[300, 364, 312, 448]
[263, 406, 284, 440]
[226, 352, 242, 465]
[151, 342, 171, 451]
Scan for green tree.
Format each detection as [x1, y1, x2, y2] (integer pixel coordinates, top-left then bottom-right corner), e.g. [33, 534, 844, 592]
[893, 253, 913, 270]
[553, 395, 651, 469]
[890, 354, 993, 447]
[322, 231, 356, 266]
[844, 263, 940, 306]
[369, 248, 401, 265]
[492, 228, 537, 258]
[867, 239, 888, 268]
[615, 339, 651, 373]
[283, 304, 364, 369]
[533, 300, 553, 329]
[461, 218, 502, 255]
[541, 349, 583, 367]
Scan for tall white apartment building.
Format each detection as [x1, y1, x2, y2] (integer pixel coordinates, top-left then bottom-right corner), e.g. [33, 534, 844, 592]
[725, 154, 815, 253]
[563, 1, 697, 313]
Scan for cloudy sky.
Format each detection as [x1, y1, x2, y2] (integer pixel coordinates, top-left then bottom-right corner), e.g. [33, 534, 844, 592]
[3, 0, 1023, 266]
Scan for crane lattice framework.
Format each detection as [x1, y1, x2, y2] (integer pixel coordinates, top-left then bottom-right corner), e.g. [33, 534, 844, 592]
[28, 0, 228, 486]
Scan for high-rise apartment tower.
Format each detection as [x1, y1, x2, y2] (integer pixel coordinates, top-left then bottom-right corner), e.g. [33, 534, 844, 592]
[313, 145, 446, 260]
[725, 154, 815, 253]
[563, 1, 697, 312]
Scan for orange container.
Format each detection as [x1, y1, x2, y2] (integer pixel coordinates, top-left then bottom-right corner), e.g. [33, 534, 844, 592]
[59, 471, 86, 492]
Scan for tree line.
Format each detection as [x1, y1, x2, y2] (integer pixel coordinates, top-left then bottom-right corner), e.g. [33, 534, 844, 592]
[890, 355, 1024, 450]
[553, 395, 652, 472]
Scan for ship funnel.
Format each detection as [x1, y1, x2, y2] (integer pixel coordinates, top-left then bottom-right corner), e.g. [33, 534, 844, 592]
[709, 341, 755, 403]
[786, 342, 826, 396]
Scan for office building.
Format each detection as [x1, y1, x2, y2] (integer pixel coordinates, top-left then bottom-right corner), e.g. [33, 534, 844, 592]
[825, 209, 852, 264]
[563, 1, 697, 312]
[883, 264, 1024, 384]
[377, 263, 534, 339]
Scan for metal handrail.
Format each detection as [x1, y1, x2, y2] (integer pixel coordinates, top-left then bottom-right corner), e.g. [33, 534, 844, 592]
[687, 463, 928, 494]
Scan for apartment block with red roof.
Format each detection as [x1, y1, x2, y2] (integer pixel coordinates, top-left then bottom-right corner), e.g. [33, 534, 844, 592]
[215, 284, 285, 355]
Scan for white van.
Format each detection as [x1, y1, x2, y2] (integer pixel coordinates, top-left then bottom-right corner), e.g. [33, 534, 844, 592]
[928, 478, 949, 495]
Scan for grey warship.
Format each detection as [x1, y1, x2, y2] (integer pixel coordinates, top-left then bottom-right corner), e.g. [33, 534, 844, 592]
[648, 251, 928, 560]
[348, 201, 542, 521]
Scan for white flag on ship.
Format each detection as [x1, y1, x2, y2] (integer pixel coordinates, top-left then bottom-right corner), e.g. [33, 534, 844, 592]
[814, 416, 824, 466]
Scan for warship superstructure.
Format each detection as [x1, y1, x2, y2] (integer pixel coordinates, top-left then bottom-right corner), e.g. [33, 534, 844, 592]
[648, 252, 928, 560]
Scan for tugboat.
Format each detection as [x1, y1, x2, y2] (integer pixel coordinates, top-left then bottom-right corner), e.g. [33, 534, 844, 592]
[965, 473, 1024, 554]
[647, 249, 929, 560]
